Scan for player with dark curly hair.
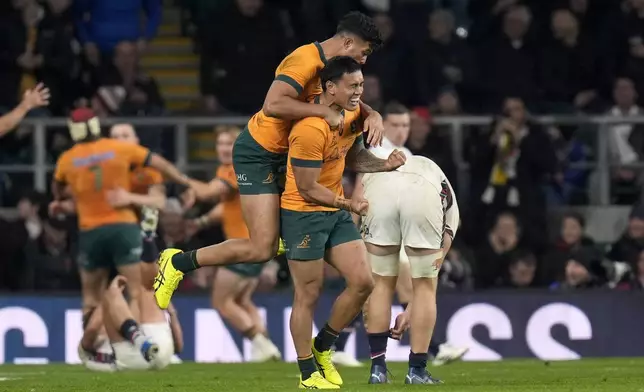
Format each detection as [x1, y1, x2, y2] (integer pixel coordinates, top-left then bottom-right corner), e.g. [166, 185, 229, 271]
[154, 12, 387, 311]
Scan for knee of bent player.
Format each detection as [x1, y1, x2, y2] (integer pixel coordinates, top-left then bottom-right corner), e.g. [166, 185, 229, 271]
[349, 273, 375, 299]
[249, 238, 279, 262]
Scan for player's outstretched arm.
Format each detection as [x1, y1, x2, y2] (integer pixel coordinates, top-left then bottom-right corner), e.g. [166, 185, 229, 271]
[345, 136, 407, 173]
[0, 84, 50, 136]
[188, 178, 233, 202]
[108, 184, 167, 210]
[192, 203, 224, 232]
[147, 153, 191, 187]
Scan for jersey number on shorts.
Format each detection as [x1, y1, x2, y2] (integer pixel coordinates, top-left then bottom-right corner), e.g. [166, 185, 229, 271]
[89, 165, 103, 191]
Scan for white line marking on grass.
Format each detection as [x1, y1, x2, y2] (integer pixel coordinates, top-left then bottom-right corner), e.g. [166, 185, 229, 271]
[0, 377, 21, 381]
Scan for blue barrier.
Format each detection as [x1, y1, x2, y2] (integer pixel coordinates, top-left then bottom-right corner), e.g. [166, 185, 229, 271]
[1, 291, 643, 363]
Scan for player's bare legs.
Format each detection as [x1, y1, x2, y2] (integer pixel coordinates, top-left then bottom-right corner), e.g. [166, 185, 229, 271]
[363, 243, 399, 383]
[323, 240, 374, 335]
[78, 268, 109, 359]
[236, 279, 267, 336]
[117, 263, 144, 321]
[80, 269, 109, 320]
[289, 259, 325, 359]
[103, 276, 159, 362]
[180, 194, 280, 269]
[405, 247, 442, 357]
[212, 268, 280, 361]
[289, 240, 372, 386]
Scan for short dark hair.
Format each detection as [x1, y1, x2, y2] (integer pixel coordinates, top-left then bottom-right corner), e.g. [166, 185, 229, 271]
[383, 101, 409, 118]
[336, 11, 383, 51]
[562, 211, 585, 228]
[319, 56, 362, 92]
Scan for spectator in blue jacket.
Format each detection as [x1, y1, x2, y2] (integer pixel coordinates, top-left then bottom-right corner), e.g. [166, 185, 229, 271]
[74, 0, 161, 65]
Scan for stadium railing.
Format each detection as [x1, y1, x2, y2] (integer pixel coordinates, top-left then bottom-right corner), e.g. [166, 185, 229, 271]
[10, 115, 644, 205]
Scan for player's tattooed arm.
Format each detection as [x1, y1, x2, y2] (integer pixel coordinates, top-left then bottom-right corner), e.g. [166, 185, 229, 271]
[345, 139, 389, 172]
[346, 139, 407, 173]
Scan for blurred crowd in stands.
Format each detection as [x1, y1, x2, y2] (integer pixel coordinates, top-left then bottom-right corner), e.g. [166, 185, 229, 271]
[2, 0, 644, 292]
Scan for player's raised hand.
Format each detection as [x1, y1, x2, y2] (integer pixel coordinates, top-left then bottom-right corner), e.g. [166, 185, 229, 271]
[22, 83, 50, 110]
[324, 107, 343, 129]
[350, 197, 369, 216]
[385, 149, 407, 171]
[363, 111, 384, 147]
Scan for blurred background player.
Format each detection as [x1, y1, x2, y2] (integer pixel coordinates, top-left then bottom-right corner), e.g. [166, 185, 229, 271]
[109, 123, 166, 266]
[49, 108, 196, 360]
[280, 57, 405, 389]
[184, 126, 281, 362]
[367, 102, 467, 366]
[0, 83, 49, 135]
[153, 12, 386, 310]
[358, 154, 459, 385]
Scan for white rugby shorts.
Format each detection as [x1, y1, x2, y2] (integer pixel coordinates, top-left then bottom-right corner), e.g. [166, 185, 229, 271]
[362, 175, 458, 250]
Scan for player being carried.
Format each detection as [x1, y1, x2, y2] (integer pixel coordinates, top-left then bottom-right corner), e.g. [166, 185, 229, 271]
[153, 12, 386, 309]
[355, 112, 461, 383]
[49, 109, 196, 362]
[280, 57, 405, 389]
[184, 126, 281, 362]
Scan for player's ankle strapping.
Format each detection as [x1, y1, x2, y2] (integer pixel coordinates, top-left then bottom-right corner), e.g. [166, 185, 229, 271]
[314, 323, 339, 352]
[119, 319, 143, 344]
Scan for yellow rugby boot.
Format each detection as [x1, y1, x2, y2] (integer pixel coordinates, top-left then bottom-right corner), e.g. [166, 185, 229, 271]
[312, 338, 343, 386]
[299, 371, 340, 389]
[153, 248, 184, 309]
[277, 238, 286, 256]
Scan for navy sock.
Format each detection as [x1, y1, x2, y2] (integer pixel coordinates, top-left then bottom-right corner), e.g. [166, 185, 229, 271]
[298, 355, 317, 380]
[314, 323, 339, 352]
[119, 319, 142, 344]
[409, 351, 428, 370]
[334, 330, 351, 352]
[368, 332, 389, 368]
[428, 340, 440, 357]
[171, 250, 199, 273]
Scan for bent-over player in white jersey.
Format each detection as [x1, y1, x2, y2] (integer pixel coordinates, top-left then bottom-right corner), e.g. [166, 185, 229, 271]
[355, 103, 462, 384]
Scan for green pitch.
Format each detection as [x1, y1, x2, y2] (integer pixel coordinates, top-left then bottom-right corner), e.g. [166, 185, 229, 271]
[1, 359, 643, 391]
